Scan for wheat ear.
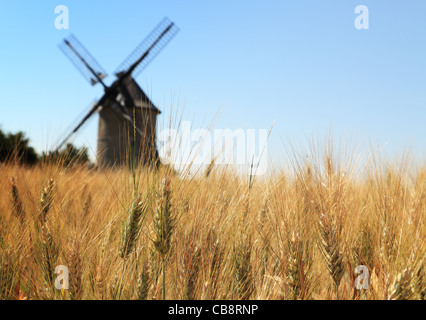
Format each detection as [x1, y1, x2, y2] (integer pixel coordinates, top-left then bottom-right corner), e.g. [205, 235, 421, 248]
[120, 193, 146, 259]
[318, 213, 344, 299]
[10, 177, 25, 222]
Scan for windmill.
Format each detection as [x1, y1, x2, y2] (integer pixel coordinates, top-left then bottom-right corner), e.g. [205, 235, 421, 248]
[56, 17, 179, 167]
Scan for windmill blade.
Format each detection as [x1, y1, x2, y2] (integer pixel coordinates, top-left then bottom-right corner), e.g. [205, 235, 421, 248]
[114, 17, 179, 78]
[56, 98, 105, 150]
[59, 34, 108, 87]
[56, 100, 98, 147]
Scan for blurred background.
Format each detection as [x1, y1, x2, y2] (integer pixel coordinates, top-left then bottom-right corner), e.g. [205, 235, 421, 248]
[1, 0, 425, 168]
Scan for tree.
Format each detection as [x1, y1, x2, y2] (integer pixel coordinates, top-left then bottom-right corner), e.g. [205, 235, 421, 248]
[0, 129, 38, 165]
[42, 143, 90, 167]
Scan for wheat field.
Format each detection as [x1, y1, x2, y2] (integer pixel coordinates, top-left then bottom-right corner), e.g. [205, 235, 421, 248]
[0, 141, 425, 300]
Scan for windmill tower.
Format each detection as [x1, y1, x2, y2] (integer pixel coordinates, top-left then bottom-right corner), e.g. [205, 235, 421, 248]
[96, 76, 161, 167]
[56, 18, 179, 167]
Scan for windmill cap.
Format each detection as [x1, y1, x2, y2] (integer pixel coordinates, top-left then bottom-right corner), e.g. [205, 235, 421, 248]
[121, 76, 161, 114]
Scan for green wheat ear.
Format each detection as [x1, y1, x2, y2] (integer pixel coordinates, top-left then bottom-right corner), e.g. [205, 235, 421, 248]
[153, 178, 174, 257]
[152, 177, 174, 300]
[318, 213, 344, 299]
[120, 193, 146, 259]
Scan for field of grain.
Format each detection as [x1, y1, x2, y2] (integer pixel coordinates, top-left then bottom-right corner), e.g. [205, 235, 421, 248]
[0, 143, 424, 300]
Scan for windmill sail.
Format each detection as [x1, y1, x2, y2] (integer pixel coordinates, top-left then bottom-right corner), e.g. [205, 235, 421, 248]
[59, 34, 108, 87]
[56, 94, 110, 150]
[114, 17, 179, 78]
[56, 100, 98, 148]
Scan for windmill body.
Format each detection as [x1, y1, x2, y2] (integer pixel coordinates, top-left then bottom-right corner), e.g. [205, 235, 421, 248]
[97, 76, 161, 166]
[56, 17, 178, 167]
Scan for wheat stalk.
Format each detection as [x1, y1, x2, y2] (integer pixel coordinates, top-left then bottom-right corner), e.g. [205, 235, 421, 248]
[233, 194, 253, 300]
[412, 261, 425, 300]
[286, 232, 312, 300]
[67, 236, 83, 300]
[387, 267, 414, 300]
[179, 238, 201, 300]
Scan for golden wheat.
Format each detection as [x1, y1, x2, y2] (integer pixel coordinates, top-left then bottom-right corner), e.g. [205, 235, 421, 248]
[0, 143, 424, 300]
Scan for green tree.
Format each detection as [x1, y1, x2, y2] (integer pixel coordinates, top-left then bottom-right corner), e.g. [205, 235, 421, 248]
[0, 129, 38, 165]
[42, 143, 90, 167]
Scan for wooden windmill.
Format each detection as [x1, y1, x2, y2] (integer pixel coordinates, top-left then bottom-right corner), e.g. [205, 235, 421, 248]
[57, 17, 179, 167]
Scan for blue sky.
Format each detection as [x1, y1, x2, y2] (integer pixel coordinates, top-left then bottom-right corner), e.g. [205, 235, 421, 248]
[1, 1, 425, 167]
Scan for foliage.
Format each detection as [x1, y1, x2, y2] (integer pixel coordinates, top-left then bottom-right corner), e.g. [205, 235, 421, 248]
[0, 129, 38, 165]
[0, 128, 90, 167]
[42, 143, 90, 167]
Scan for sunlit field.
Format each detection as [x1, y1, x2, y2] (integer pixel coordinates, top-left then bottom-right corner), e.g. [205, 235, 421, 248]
[0, 141, 424, 300]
